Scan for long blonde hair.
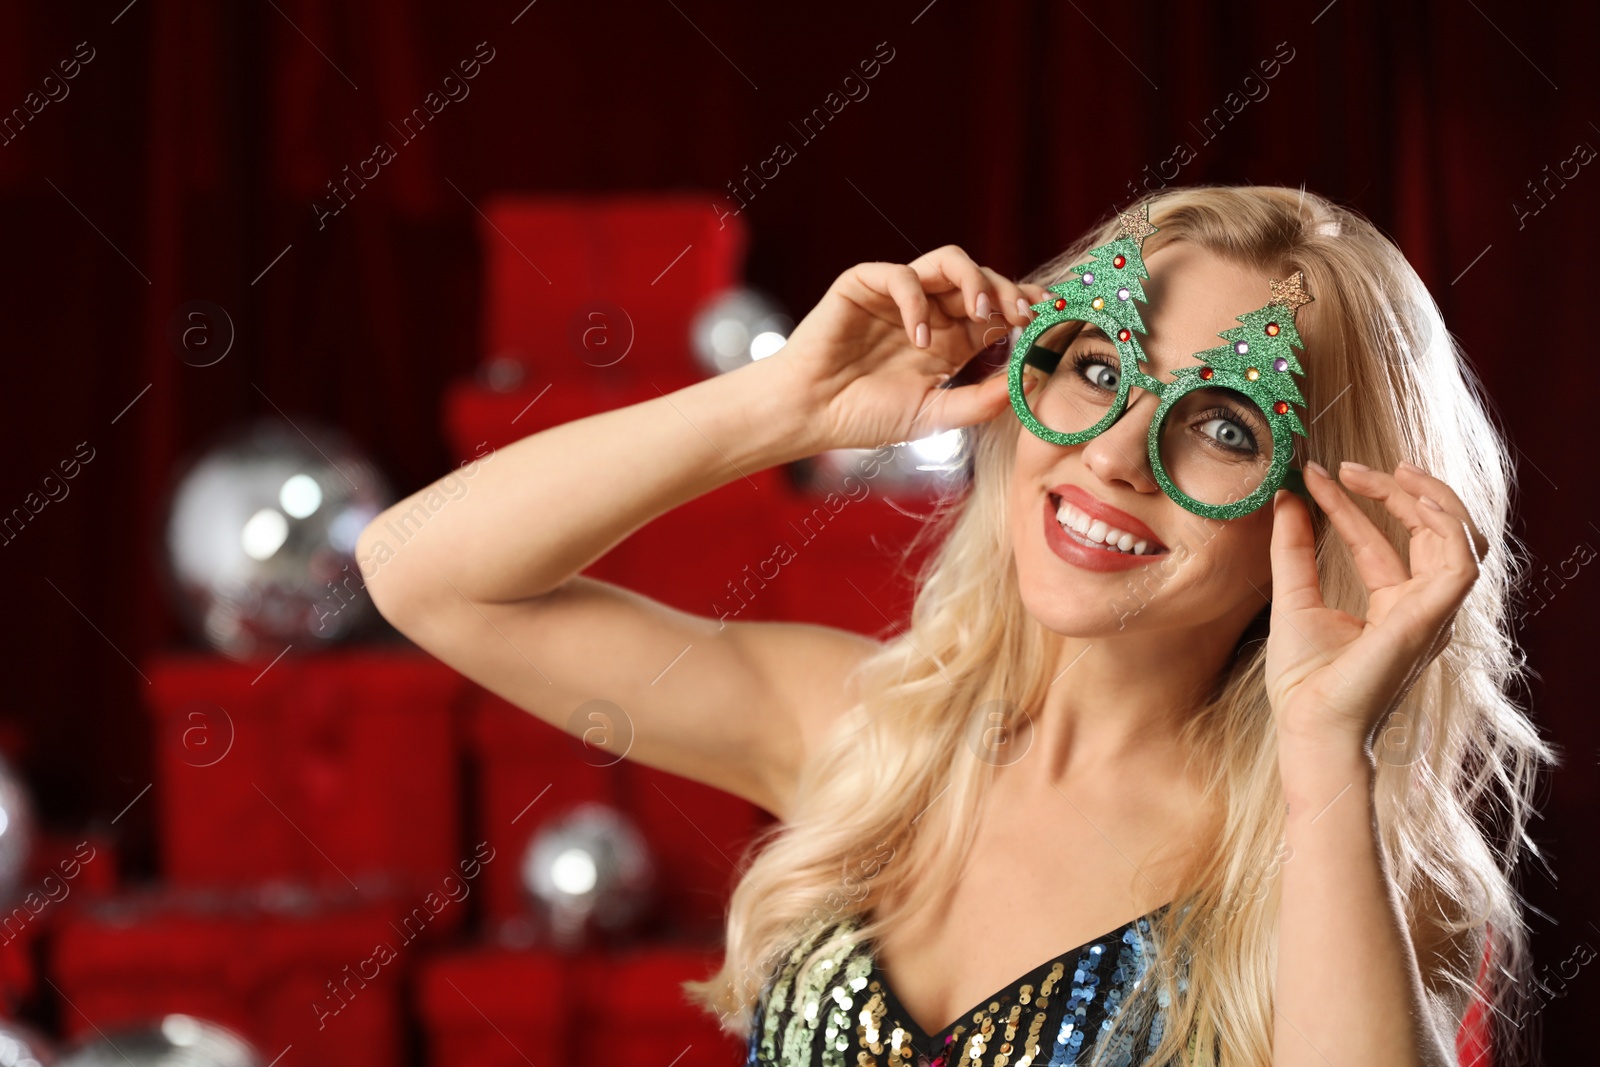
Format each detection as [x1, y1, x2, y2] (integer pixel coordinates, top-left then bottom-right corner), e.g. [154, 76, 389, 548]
[683, 184, 1555, 1065]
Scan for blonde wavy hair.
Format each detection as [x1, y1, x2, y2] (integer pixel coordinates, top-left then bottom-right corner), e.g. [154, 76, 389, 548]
[683, 184, 1555, 1066]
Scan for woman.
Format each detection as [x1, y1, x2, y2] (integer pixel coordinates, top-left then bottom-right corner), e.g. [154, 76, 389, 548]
[360, 185, 1551, 1066]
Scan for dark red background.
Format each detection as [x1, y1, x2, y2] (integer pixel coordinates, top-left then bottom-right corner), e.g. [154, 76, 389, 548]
[1, 0, 1596, 1061]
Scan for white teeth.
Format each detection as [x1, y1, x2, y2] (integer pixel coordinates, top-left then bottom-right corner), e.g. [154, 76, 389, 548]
[1053, 497, 1162, 555]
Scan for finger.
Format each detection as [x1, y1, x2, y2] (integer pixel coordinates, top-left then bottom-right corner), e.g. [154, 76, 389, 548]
[1337, 462, 1429, 540]
[1341, 462, 1480, 601]
[1411, 492, 1482, 599]
[909, 372, 1012, 436]
[1301, 461, 1410, 591]
[1269, 488, 1326, 614]
[975, 266, 1037, 328]
[1393, 462, 1489, 562]
[843, 262, 934, 349]
[907, 245, 993, 324]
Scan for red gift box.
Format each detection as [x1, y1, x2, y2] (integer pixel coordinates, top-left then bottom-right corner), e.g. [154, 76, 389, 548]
[414, 947, 574, 1067]
[441, 376, 663, 463]
[585, 943, 748, 1064]
[477, 193, 747, 393]
[615, 763, 771, 940]
[469, 693, 621, 933]
[143, 649, 465, 891]
[469, 693, 771, 938]
[765, 485, 942, 636]
[0, 830, 118, 1010]
[49, 884, 434, 1067]
[607, 465, 788, 620]
[416, 940, 746, 1067]
[441, 377, 791, 614]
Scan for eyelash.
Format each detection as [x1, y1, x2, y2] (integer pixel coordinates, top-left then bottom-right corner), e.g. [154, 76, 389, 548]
[1068, 347, 1120, 386]
[1190, 404, 1261, 455]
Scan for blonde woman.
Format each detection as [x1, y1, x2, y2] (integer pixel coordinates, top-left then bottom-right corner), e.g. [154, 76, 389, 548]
[360, 185, 1551, 1066]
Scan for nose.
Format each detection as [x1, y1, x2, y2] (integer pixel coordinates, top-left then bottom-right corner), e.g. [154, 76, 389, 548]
[1079, 385, 1161, 494]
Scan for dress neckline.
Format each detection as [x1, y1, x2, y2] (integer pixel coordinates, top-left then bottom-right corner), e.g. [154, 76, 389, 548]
[861, 903, 1171, 1047]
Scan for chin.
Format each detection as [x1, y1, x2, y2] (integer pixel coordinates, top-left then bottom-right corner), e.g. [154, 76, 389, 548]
[1015, 548, 1161, 636]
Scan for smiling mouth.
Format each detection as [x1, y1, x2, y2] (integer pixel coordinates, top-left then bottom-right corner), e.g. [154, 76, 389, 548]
[1048, 493, 1169, 556]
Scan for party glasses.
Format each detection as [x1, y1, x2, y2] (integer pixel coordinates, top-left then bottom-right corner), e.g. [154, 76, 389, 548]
[1007, 203, 1313, 521]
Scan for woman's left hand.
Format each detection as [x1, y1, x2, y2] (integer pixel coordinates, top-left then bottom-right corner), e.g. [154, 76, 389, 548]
[1263, 461, 1492, 753]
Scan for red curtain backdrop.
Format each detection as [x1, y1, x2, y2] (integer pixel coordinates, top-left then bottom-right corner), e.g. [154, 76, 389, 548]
[2, 0, 1596, 1058]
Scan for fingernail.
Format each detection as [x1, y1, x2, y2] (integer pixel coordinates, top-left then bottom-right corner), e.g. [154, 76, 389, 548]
[1398, 461, 1426, 474]
[1419, 494, 1444, 511]
[1023, 374, 1039, 393]
[915, 322, 930, 349]
[1016, 297, 1032, 317]
[1340, 460, 1370, 472]
[975, 292, 991, 322]
[1305, 459, 1330, 479]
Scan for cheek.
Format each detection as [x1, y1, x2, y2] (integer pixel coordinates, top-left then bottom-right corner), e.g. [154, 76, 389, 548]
[1169, 518, 1275, 594]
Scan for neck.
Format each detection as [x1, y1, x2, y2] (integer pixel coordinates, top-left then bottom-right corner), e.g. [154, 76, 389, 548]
[1030, 609, 1260, 783]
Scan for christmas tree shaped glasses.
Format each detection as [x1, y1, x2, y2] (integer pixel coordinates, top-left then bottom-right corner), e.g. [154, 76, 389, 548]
[1007, 202, 1313, 521]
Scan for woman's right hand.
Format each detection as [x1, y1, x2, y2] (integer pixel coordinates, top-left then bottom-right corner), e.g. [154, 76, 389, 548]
[762, 245, 1051, 454]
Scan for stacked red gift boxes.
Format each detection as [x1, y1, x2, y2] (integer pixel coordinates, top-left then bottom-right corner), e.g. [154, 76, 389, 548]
[37, 195, 939, 1067]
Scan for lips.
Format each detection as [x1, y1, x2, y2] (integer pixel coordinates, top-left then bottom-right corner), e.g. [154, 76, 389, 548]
[1048, 485, 1168, 552]
[1039, 485, 1169, 573]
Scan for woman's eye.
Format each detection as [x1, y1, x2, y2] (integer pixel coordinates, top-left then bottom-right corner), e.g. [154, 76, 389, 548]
[1089, 365, 1119, 390]
[1198, 416, 1254, 453]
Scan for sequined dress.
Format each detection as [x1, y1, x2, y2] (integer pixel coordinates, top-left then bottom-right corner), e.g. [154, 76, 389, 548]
[743, 905, 1171, 1067]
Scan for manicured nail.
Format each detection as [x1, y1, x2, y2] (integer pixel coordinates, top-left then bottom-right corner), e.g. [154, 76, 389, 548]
[1419, 494, 1444, 511]
[1016, 296, 1032, 317]
[1341, 460, 1370, 472]
[1398, 461, 1426, 474]
[1304, 459, 1330, 479]
[975, 292, 991, 322]
[915, 322, 930, 348]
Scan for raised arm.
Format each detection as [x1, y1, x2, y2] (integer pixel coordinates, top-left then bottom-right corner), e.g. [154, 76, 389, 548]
[357, 248, 1046, 818]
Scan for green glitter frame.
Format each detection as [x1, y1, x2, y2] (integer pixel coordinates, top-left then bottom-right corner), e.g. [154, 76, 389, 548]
[1006, 203, 1313, 521]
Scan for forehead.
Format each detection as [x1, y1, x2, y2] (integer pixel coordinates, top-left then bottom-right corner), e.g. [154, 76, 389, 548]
[1123, 242, 1268, 377]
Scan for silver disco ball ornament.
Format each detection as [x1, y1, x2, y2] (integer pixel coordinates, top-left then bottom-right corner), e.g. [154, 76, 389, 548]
[0, 1019, 55, 1067]
[690, 288, 791, 376]
[159, 418, 393, 661]
[481, 353, 526, 393]
[0, 753, 34, 905]
[521, 802, 654, 950]
[57, 1016, 263, 1067]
